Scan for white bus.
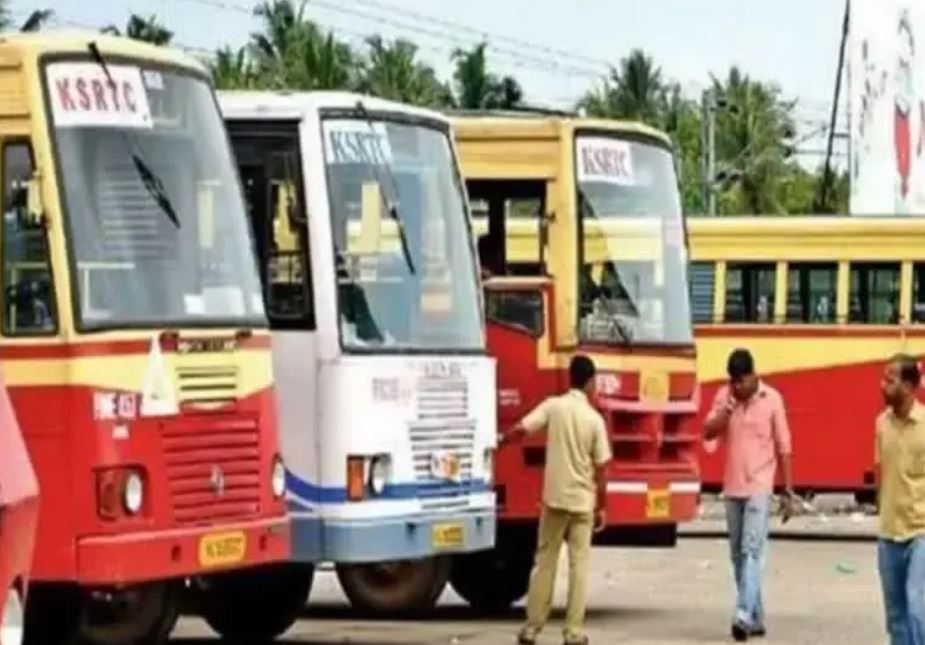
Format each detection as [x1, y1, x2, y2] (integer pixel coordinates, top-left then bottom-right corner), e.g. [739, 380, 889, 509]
[219, 92, 496, 616]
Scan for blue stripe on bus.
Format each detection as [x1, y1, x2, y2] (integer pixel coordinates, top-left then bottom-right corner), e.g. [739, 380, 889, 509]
[285, 470, 490, 505]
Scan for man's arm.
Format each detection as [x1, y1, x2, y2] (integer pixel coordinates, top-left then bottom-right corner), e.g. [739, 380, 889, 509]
[772, 396, 794, 494]
[704, 388, 734, 440]
[594, 464, 607, 532]
[592, 418, 612, 532]
[499, 399, 550, 446]
[874, 425, 882, 492]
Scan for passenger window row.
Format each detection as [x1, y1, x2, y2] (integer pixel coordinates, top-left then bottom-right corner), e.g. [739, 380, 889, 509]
[690, 261, 918, 326]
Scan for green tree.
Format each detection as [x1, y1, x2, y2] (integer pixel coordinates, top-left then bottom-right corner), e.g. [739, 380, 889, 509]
[250, 0, 354, 90]
[358, 36, 453, 107]
[579, 49, 665, 124]
[105, 14, 173, 45]
[710, 67, 796, 214]
[211, 46, 260, 89]
[452, 43, 523, 109]
[0, 1, 54, 32]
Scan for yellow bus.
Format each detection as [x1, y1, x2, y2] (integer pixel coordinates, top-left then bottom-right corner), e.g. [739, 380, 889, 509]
[448, 112, 701, 609]
[0, 32, 293, 644]
[687, 216, 925, 502]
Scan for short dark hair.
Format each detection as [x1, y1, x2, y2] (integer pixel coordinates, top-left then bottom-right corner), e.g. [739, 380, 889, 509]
[569, 355, 596, 389]
[727, 348, 755, 381]
[891, 353, 922, 388]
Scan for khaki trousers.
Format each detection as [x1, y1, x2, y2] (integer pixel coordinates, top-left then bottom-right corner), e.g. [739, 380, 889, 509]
[523, 505, 593, 640]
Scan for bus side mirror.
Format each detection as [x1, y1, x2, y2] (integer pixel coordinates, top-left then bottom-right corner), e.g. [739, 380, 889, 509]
[25, 173, 44, 226]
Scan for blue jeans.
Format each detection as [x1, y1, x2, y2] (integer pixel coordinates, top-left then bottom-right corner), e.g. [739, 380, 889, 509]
[878, 536, 925, 645]
[725, 495, 770, 628]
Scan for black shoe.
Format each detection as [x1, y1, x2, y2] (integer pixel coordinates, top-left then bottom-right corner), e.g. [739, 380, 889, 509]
[517, 630, 537, 645]
[731, 621, 750, 642]
[750, 626, 766, 638]
[563, 637, 589, 645]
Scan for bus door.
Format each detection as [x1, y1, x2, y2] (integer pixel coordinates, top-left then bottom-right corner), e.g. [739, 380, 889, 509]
[467, 179, 554, 427]
[225, 121, 321, 553]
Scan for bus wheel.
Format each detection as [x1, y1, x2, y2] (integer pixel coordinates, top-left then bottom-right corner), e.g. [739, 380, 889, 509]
[450, 547, 532, 612]
[2, 584, 25, 645]
[23, 584, 80, 645]
[198, 564, 313, 642]
[336, 557, 450, 615]
[76, 582, 179, 645]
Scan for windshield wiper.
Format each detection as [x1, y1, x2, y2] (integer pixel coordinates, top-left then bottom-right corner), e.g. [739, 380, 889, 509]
[87, 41, 181, 230]
[354, 100, 415, 275]
[132, 155, 180, 228]
[88, 41, 115, 87]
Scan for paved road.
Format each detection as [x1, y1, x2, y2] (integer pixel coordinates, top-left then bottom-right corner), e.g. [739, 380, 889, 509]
[171, 536, 885, 644]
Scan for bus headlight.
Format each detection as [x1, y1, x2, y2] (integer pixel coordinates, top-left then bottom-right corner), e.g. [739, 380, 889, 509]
[123, 471, 144, 515]
[369, 456, 390, 496]
[484, 448, 495, 485]
[271, 456, 286, 498]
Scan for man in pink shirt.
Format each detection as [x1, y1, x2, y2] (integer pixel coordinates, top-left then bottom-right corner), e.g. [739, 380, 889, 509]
[704, 348, 795, 642]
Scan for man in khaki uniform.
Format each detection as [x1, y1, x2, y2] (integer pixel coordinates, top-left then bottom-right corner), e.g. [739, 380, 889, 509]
[876, 354, 925, 645]
[502, 355, 611, 645]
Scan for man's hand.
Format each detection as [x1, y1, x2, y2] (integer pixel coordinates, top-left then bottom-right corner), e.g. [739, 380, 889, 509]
[593, 508, 606, 533]
[779, 489, 799, 524]
[498, 424, 527, 447]
[704, 396, 736, 440]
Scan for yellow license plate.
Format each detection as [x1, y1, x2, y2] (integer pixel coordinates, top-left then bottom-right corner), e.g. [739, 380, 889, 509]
[199, 531, 247, 568]
[646, 489, 671, 519]
[432, 523, 465, 549]
[641, 370, 669, 403]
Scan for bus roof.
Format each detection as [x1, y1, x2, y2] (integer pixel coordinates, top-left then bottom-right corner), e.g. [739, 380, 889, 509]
[687, 215, 925, 261]
[218, 90, 454, 125]
[450, 112, 672, 147]
[0, 30, 207, 75]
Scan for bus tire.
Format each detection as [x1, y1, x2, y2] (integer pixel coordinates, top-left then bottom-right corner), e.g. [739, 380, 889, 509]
[199, 564, 313, 643]
[24, 584, 80, 645]
[449, 547, 533, 612]
[335, 557, 450, 615]
[32, 582, 180, 645]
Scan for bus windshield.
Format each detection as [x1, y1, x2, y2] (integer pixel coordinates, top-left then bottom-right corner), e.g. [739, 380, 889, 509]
[323, 116, 482, 352]
[576, 134, 692, 345]
[45, 60, 265, 330]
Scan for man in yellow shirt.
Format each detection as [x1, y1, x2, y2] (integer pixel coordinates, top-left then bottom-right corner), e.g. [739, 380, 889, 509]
[876, 353, 925, 645]
[502, 355, 611, 645]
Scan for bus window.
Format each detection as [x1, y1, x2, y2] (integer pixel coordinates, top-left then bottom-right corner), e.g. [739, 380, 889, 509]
[485, 289, 544, 336]
[229, 123, 315, 330]
[467, 180, 545, 277]
[724, 263, 775, 324]
[2, 142, 55, 335]
[786, 263, 837, 324]
[689, 262, 715, 324]
[850, 263, 900, 324]
[913, 263, 925, 323]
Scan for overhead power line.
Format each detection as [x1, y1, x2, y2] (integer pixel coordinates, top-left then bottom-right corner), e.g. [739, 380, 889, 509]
[170, 0, 608, 80]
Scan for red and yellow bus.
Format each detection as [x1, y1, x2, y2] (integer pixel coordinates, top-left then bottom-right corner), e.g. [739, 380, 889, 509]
[0, 370, 38, 645]
[687, 216, 925, 502]
[450, 114, 701, 609]
[0, 33, 290, 644]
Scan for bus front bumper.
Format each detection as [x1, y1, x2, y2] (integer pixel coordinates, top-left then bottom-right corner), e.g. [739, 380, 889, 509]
[76, 515, 289, 585]
[604, 480, 701, 525]
[291, 509, 496, 563]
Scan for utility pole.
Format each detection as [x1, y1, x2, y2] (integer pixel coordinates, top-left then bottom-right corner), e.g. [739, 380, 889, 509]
[701, 91, 717, 215]
[816, 0, 850, 213]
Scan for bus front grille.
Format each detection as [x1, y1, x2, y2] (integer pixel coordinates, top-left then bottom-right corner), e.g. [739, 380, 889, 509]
[161, 417, 261, 524]
[175, 365, 239, 410]
[409, 375, 475, 511]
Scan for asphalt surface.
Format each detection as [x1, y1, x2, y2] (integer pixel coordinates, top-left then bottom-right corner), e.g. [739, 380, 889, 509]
[170, 521, 887, 644]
